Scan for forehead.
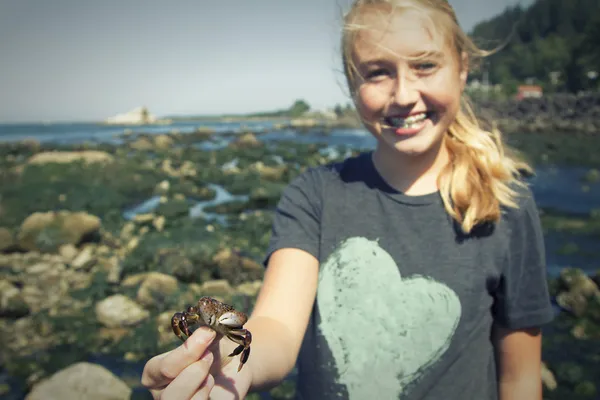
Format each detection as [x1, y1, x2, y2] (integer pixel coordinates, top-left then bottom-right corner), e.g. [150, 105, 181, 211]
[351, 7, 448, 61]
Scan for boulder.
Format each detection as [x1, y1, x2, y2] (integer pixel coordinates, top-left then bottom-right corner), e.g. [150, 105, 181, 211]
[25, 362, 131, 400]
[95, 294, 149, 328]
[27, 150, 114, 165]
[17, 211, 101, 253]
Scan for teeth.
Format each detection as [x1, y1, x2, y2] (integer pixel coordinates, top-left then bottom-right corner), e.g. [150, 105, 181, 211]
[387, 112, 428, 128]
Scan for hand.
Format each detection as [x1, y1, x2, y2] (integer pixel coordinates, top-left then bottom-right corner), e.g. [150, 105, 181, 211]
[141, 326, 252, 399]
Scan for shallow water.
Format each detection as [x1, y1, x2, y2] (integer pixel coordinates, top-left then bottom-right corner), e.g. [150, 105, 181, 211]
[529, 166, 600, 215]
[122, 183, 249, 226]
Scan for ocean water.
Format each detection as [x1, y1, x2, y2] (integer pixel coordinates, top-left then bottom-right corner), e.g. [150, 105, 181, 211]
[0, 120, 282, 145]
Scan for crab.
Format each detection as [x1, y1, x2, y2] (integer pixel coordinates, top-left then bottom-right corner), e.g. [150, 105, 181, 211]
[171, 296, 252, 372]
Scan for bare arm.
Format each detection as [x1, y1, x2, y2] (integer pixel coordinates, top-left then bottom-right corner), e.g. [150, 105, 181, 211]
[218, 247, 319, 391]
[493, 324, 544, 400]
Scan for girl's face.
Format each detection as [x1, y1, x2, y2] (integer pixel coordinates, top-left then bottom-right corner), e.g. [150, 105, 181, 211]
[350, 8, 467, 163]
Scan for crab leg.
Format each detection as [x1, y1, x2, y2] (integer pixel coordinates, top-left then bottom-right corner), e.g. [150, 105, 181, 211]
[226, 329, 252, 371]
[171, 312, 200, 341]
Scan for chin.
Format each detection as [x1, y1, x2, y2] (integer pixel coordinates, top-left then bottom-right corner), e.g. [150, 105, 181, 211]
[379, 128, 443, 158]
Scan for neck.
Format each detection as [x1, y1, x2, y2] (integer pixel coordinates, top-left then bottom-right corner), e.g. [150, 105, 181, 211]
[372, 139, 450, 196]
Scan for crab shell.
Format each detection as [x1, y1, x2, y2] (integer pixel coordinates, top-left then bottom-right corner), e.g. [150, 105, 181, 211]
[195, 297, 248, 334]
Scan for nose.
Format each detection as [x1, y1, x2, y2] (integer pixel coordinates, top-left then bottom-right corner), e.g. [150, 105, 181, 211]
[391, 71, 419, 107]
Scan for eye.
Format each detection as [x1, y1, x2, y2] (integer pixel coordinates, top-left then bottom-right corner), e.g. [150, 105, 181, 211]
[364, 68, 388, 80]
[414, 62, 438, 72]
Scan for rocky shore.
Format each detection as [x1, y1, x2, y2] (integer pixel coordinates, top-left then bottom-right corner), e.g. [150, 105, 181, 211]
[0, 125, 599, 399]
[471, 92, 600, 135]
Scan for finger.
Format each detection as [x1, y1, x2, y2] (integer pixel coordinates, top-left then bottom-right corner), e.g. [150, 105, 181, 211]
[141, 350, 173, 389]
[148, 388, 163, 400]
[160, 351, 214, 400]
[190, 374, 215, 400]
[141, 327, 217, 389]
[205, 362, 251, 400]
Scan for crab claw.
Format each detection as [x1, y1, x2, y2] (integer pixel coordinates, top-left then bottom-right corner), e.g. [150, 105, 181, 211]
[171, 312, 190, 341]
[218, 311, 248, 328]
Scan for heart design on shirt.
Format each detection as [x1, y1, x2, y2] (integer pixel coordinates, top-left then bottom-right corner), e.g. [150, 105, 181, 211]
[317, 237, 462, 399]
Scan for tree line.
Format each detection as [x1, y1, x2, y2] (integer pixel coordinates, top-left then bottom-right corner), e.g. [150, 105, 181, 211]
[467, 0, 599, 95]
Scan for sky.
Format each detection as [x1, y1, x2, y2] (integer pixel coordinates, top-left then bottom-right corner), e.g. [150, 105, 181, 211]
[0, 0, 533, 123]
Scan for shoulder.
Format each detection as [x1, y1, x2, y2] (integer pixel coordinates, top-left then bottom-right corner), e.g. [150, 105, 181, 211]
[286, 151, 372, 192]
[501, 178, 539, 219]
[499, 179, 544, 244]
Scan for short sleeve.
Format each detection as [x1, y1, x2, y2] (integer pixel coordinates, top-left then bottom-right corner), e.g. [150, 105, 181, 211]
[492, 187, 555, 329]
[262, 167, 323, 266]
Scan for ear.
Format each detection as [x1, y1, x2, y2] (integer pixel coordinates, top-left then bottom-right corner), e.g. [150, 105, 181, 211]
[459, 51, 469, 90]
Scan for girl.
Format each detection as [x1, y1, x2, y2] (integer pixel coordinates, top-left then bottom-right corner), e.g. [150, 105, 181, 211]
[141, 0, 554, 399]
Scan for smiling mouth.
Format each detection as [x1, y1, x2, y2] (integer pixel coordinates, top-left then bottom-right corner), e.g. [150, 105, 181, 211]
[384, 112, 431, 129]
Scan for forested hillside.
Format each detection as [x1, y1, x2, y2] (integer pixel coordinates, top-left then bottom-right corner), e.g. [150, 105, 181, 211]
[468, 0, 600, 94]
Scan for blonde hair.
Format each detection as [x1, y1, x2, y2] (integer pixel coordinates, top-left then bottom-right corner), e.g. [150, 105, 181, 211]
[341, 0, 532, 233]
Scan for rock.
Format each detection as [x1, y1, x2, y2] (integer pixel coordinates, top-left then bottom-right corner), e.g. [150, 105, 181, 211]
[212, 248, 264, 285]
[290, 118, 318, 128]
[136, 272, 179, 308]
[58, 244, 79, 262]
[560, 268, 599, 298]
[236, 281, 262, 298]
[229, 132, 262, 148]
[153, 134, 174, 149]
[155, 180, 170, 195]
[132, 213, 155, 224]
[17, 211, 101, 253]
[95, 294, 149, 328]
[571, 322, 589, 339]
[555, 362, 584, 385]
[129, 137, 154, 151]
[156, 311, 180, 348]
[0, 227, 15, 252]
[153, 215, 166, 232]
[25, 362, 131, 400]
[556, 268, 600, 317]
[179, 160, 197, 177]
[97, 256, 123, 284]
[200, 280, 234, 301]
[0, 279, 29, 318]
[71, 246, 95, 270]
[541, 362, 557, 391]
[125, 237, 140, 252]
[27, 150, 114, 165]
[574, 381, 597, 397]
[154, 250, 202, 283]
[0, 252, 91, 314]
[556, 291, 588, 317]
[121, 273, 150, 287]
[119, 222, 136, 241]
[249, 161, 287, 181]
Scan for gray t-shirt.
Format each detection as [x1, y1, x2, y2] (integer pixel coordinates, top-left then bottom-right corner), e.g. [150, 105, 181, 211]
[264, 152, 554, 400]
